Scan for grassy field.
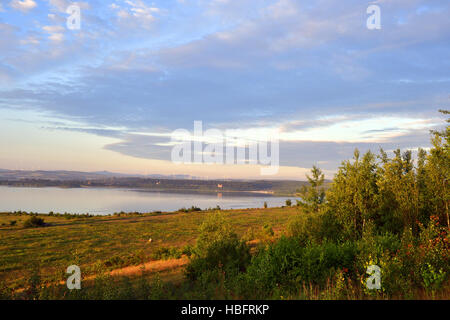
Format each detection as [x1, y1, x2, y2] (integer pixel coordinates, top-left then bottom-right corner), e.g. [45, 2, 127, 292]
[0, 206, 299, 290]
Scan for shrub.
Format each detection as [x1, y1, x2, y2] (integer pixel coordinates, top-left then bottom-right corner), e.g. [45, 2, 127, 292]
[178, 206, 202, 213]
[185, 213, 251, 281]
[151, 247, 182, 260]
[23, 216, 45, 228]
[185, 238, 251, 281]
[287, 211, 343, 245]
[243, 237, 359, 293]
[260, 224, 275, 243]
[181, 244, 194, 257]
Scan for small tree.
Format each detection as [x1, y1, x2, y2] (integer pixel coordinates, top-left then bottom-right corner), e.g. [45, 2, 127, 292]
[326, 150, 379, 239]
[296, 166, 325, 213]
[285, 199, 292, 207]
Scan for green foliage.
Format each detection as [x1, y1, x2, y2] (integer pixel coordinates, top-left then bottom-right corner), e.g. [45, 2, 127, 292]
[178, 206, 202, 213]
[325, 111, 449, 240]
[242, 237, 359, 293]
[23, 216, 45, 228]
[103, 250, 146, 269]
[185, 213, 251, 281]
[287, 210, 342, 244]
[421, 263, 447, 291]
[296, 166, 325, 213]
[151, 247, 182, 260]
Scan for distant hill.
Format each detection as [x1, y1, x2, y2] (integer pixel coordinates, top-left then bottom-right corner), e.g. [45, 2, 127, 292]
[0, 169, 195, 181]
[0, 169, 325, 196]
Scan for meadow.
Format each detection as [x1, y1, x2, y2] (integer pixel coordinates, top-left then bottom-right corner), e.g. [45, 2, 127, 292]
[0, 206, 298, 292]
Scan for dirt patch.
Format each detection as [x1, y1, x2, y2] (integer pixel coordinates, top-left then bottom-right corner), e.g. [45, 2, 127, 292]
[109, 256, 189, 277]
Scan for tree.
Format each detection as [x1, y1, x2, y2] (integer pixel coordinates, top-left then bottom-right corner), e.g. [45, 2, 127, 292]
[326, 150, 379, 239]
[296, 165, 325, 213]
[426, 109, 449, 228]
[377, 149, 420, 235]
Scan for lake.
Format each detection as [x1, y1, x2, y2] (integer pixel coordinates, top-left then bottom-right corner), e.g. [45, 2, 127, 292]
[0, 186, 293, 215]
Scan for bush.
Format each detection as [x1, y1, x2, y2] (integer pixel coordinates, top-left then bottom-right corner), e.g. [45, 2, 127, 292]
[23, 216, 45, 228]
[151, 247, 182, 260]
[185, 238, 251, 281]
[287, 211, 342, 245]
[181, 244, 194, 257]
[242, 237, 359, 293]
[178, 206, 202, 213]
[185, 213, 251, 281]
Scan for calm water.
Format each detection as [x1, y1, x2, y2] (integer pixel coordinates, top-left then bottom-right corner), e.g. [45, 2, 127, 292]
[0, 186, 292, 215]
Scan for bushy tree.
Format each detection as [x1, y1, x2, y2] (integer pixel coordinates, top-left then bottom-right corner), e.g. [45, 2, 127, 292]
[326, 150, 378, 240]
[425, 110, 449, 228]
[186, 213, 251, 281]
[377, 149, 420, 235]
[23, 216, 45, 228]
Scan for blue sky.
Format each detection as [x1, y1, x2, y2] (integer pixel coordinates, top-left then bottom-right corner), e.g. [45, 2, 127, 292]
[0, 0, 449, 179]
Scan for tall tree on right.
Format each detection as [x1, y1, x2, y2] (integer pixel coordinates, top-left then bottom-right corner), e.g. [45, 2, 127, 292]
[425, 109, 449, 228]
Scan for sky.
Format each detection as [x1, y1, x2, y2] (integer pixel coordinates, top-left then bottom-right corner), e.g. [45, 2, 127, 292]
[0, 0, 449, 180]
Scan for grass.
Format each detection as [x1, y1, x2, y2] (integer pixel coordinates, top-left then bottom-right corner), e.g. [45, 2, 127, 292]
[0, 206, 299, 290]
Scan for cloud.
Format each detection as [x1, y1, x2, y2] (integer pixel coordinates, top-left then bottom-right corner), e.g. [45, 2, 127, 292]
[42, 25, 65, 42]
[9, 0, 37, 12]
[42, 25, 65, 33]
[0, 0, 448, 175]
[112, 0, 161, 29]
[19, 35, 40, 45]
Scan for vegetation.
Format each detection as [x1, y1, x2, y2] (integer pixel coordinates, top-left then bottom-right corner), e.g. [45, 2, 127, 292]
[0, 206, 296, 292]
[23, 216, 46, 228]
[0, 110, 448, 300]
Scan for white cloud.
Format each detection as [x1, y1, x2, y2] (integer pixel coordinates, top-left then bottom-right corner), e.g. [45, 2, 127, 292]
[42, 25, 65, 33]
[20, 35, 40, 45]
[115, 0, 160, 28]
[47, 13, 65, 23]
[48, 33, 64, 42]
[279, 116, 440, 143]
[42, 25, 65, 42]
[9, 0, 37, 12]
